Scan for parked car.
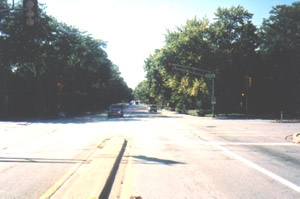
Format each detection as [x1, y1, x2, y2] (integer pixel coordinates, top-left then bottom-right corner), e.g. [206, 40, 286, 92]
[148, 105, 158, 112]
[108, 104, 124, 117]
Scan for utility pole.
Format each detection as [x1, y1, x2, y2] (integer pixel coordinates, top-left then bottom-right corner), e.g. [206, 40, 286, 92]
[168, 63, 216, 117]
[211, 78, 216, 117]
[244, 76, 251, 117]
[2, 78, 8, 118]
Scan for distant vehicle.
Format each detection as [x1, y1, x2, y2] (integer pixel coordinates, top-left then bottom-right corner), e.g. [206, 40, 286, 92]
[108, 104, 124, 118]
[148, 105, 158, 112]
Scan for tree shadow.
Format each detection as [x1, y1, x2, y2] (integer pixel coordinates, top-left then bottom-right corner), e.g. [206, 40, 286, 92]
[126, 155, 186, 165]
[0, 106, 178, 124]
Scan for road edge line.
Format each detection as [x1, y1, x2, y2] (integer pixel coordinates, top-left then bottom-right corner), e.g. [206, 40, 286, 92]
[213, 143, 300, 193]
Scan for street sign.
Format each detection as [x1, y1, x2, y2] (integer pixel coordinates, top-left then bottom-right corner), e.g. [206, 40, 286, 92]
[205, 73, 216, 78]
[211, 97, 216, 105]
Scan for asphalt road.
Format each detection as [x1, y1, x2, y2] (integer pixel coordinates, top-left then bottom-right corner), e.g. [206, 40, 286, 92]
[0, 113, 116, 199]
[117, 105, 300, 199]
[1, 105, 300, 198]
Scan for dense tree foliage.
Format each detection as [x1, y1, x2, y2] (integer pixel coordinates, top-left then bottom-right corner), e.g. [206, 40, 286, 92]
[258, 2, 300, 114]
[139, 18, 213, 112]
[0, 1, 132, 118]
[209, 6, 259, 114]
[137, 2, 300, 116]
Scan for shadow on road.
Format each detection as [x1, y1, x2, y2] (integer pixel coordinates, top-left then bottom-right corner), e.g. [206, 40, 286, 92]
[127, 155, 186, 166]
[0, 106, 178, 124]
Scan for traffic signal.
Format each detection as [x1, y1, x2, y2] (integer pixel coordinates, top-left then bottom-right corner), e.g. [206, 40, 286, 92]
[168, 62, 172, 67]
[57, 82, 63, 92]
[23, 0, 38, 26]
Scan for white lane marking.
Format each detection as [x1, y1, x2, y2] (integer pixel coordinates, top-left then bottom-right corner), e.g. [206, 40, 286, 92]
[213, 143, 300, 193]
[214, 142, 295, 146]
[137, 140, 296, 146]
[136, 140, 300, 191]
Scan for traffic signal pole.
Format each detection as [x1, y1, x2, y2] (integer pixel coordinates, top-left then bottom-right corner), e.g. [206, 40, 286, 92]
[211, 78, 215, 117]
[168, 63, 216, 117]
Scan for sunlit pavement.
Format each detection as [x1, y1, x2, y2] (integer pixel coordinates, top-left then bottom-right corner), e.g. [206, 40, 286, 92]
[1, 105, 300, 198]
[116, 106, 300, 199]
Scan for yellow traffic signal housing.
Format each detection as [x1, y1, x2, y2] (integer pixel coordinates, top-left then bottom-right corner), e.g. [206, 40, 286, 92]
[23, 0, 38, 26]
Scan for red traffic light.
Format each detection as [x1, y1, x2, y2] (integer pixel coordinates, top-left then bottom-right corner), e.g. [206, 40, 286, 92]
[57, 82, 62, 87]
[168, 62, 172, 67]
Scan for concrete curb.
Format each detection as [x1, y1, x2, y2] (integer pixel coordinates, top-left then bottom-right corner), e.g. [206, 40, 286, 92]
[99, 139, 127, 199]
[46, 137, 127, 199]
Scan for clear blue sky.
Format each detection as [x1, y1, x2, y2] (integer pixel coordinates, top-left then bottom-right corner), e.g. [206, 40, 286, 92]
[35, 0, 296, 88]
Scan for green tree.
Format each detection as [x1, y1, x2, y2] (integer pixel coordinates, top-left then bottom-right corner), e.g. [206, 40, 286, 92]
[0, 2, 132, 118]
[140, 6, 259, 114]
[134, 80, 151, 104]
[209, 6, 259, 114]
[259, 2, 300, 114]
[143, 18, 212, 110]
